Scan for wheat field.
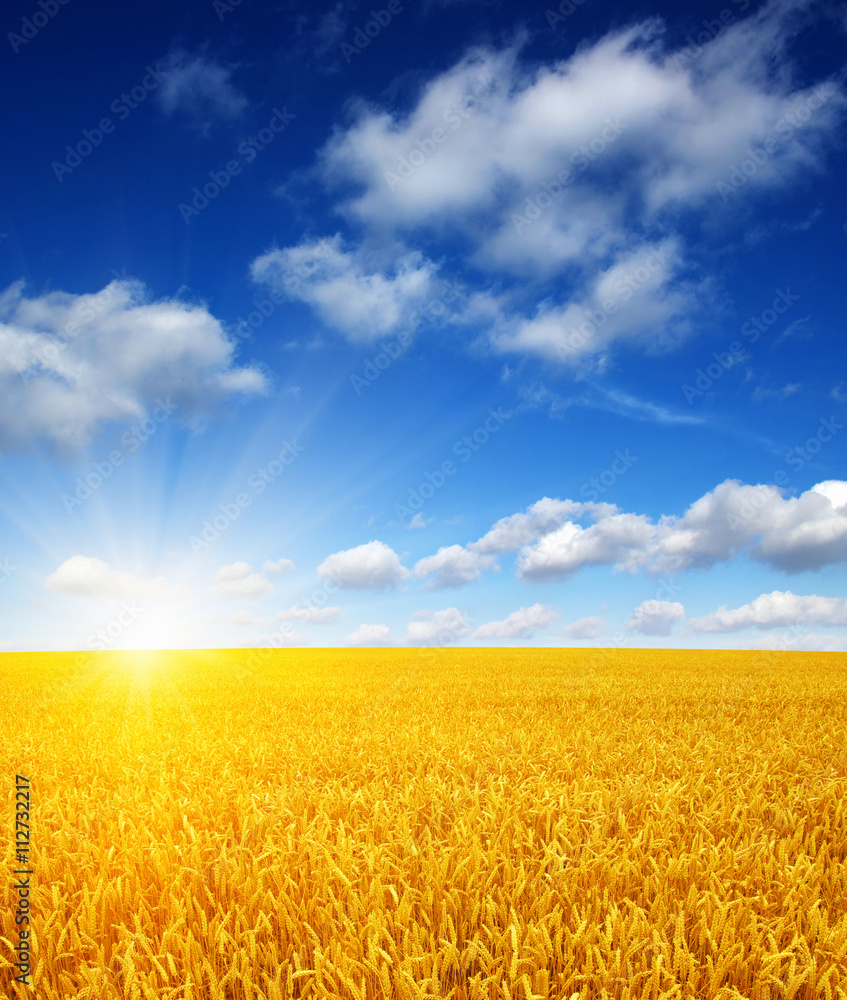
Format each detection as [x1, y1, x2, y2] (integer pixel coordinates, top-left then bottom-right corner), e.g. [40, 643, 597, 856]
[1, 647, 845, 1000]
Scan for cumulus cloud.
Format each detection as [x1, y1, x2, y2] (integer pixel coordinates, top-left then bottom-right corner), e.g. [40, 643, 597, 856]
[658, 476, 847, 575]
[317, 540, 410, 589]
[276, 606, 341, 623]
[321, 47, 517, 228]
[516, 511, 657, 580]
[0, 278, 266, 452]
[469, 497, 598, 553]
[627, 600, 685, 636]
[688, 591, 847, 632]
[405, 607, 469, 644]
[413, 545, 498, 589]
[345, 623, 396, 646]
[263, 558, 295, 574]
[157, 51, 248, 129]
[561, 615, 607, 639]
[44, 556, 187, 601]
[487, 240, 698, 364]
[516, 479, 847, 580]
[305, 5, 843, 363]
[420, 479, 847, 588]
[474, 603, 559, 638]
[323, 12, 843, 232]
[251, 236, 438, 343]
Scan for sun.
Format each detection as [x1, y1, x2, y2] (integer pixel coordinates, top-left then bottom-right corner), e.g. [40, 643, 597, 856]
[112, 606, 196, 652]
[120, 647, 164, 675]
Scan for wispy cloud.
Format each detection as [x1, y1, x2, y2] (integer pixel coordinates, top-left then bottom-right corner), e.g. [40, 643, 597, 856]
[157, 51, 248, 132]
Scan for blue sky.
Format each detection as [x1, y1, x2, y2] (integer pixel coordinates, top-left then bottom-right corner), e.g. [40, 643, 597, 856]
[1, 0, 846, 652]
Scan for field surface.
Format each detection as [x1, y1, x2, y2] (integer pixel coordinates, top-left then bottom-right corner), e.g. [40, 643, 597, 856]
[1, 648, 846, 1000]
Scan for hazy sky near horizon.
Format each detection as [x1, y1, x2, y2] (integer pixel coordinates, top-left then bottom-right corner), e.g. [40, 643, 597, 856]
[1, 0, 846, 652]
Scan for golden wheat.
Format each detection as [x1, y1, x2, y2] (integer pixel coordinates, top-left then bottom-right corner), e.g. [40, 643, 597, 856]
[1, 648, 845, 999]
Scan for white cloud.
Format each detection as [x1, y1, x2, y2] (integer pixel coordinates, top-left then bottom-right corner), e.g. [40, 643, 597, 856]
[812, 479, 847, 509]
[516, 511, 656, 581]
[228, 610, 271, 626]
[413, 544, 498, 589]
[664, 476, 847, 575]
[688, 591, 847, 633]
[317, 540, 410, 589]
[309, 5, 843, 364]
[514, 479, 847, 580]
[415, 479, 847, 590]
[322, 47, 518, 227]
[469, 497, 597, 553]
[407, 513, 431, 529]
[263, 558, 296, 574]
[405, 607, 469, 644]
[0, 278, 266, 452]
[276, 606, 341, 624]
[487, 240, 698, 365]
[561, 615, 607, 639]
[214, 562, 252, 582]
[474, 603, 559, 638]
[251, 236, 438, 343]
[591, 387, 706, 427]
[157, 51, 248, 128]
[324, 14, 844, 230]
[211, 574, 274, 599]
[44, 556, 187, 601]
[344, 623, 396, 646]
[627, 600, 685, 636]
